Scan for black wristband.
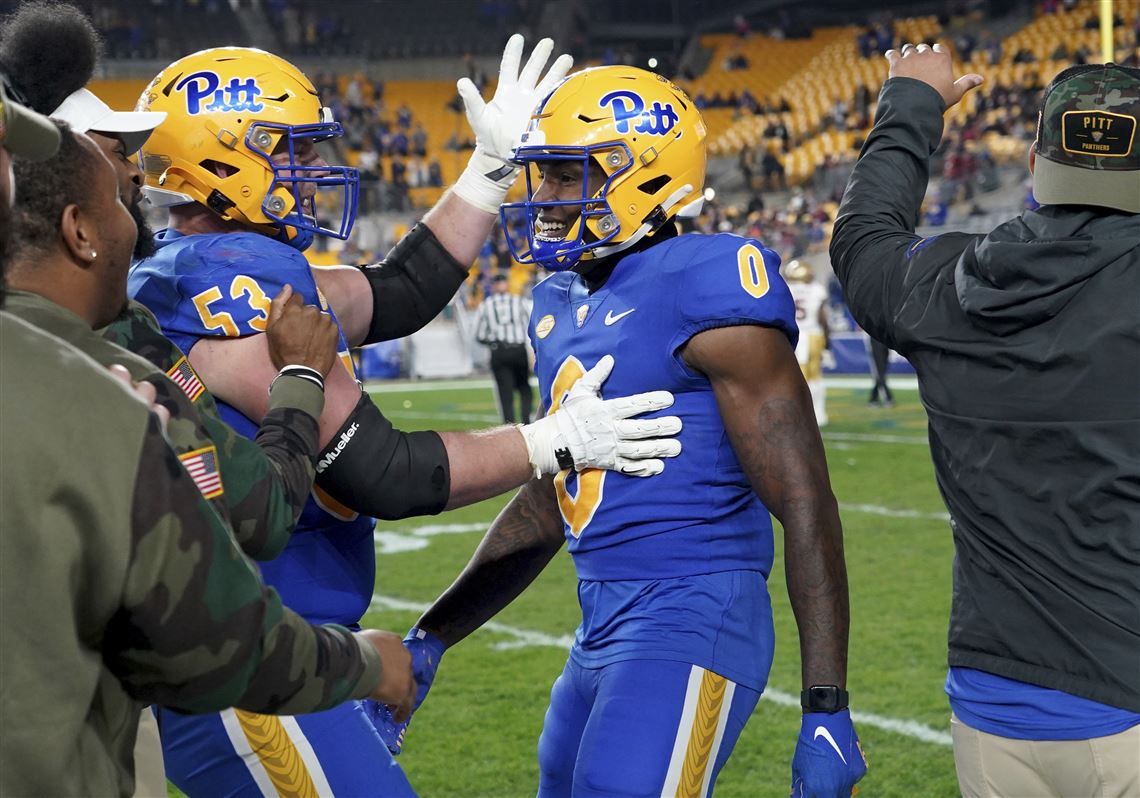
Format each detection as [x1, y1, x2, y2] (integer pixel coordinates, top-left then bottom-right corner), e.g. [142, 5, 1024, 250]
[554, 446, 575, 471]
[271, 365, 325, 394]
[801, 685, 849, 713]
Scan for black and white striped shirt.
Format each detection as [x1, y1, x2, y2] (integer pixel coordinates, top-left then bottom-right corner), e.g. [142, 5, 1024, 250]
[474, 292, 532, 346]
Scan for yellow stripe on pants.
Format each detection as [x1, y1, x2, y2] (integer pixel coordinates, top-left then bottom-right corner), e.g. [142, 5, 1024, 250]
[675, 669, 728, 798]
[234, 710, 319, 798]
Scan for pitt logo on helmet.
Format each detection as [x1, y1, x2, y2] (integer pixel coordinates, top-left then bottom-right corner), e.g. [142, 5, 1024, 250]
[599, 90, 679, 136]
[175, 70, 265, 115]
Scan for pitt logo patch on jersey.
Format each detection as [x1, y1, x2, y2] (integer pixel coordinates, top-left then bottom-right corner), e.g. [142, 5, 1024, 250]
[536, 314, 556, 339]
[179, 444, 224, 500]
[599, 90, 679, 136]
[175, 70, 265, 115]
[165, 356, 205, 401]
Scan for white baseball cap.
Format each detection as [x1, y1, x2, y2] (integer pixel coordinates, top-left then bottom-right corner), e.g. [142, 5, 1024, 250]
[52, 88, 166, 155]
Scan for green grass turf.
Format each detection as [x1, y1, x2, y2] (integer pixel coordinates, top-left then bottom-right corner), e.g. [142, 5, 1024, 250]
[172, 381, 961, 797]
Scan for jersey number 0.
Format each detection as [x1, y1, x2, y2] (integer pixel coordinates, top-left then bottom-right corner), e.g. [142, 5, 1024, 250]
[548, 356, 605, 538]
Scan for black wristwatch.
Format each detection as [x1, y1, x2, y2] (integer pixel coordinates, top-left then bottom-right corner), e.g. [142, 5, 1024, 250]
[801, 685, 849, 713]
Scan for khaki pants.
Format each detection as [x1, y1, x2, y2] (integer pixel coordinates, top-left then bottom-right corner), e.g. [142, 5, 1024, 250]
[952, 712, 1140, 797]
[132, 708, 167, 798]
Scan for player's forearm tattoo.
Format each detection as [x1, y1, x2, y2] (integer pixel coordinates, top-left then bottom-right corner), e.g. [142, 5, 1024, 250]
[738, 397, 850, 687]
[419, 480, 564, 647]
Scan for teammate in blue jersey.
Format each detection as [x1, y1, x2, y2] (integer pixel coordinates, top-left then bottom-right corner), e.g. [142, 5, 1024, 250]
[382, 66, 867, 798]
[126, 41, 686, 797]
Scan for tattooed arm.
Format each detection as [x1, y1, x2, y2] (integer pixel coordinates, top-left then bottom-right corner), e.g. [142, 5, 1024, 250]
[682, 324, 849, 689]
[416, 476, 566, 646]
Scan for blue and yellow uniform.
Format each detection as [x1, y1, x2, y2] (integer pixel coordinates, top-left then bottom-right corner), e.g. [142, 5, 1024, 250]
[529, 231, 797, 798]
[129, 229, 414, 797]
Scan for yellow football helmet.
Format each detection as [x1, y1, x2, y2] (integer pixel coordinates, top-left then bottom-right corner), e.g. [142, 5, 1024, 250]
[501, 65, 706, 270]
[135, 47, 357, 250]
[784, 259, 814, 283]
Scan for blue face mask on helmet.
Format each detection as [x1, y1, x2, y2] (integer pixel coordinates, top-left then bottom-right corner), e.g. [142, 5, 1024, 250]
[246, 118, 359, 252]
[500, 143, 632, 271]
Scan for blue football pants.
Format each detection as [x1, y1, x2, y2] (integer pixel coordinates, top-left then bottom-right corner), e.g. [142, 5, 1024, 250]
[536, 657, 761, 798]
[157, 700, 416, 797]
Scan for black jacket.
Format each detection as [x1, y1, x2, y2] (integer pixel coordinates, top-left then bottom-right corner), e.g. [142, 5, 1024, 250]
[831, 77, 1140, 712]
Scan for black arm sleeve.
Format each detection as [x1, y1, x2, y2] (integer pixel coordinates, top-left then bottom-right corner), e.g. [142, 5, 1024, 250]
[361, 222, 470, 344]
[314, 393, 451, 520]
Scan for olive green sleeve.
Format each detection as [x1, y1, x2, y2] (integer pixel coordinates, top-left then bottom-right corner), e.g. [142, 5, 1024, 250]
[105, 415, 380, 714]
[104, 304, 323, 561]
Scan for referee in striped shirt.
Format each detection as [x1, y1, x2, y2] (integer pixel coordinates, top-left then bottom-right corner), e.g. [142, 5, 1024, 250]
[474, 273, 534, 423]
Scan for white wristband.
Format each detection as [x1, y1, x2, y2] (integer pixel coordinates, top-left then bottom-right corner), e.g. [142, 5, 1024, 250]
[452, 147, 521, 214]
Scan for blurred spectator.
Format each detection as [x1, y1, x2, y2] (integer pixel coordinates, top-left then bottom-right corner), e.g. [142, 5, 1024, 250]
[412, 123, 428, 157]
[761, 150, 787, 190]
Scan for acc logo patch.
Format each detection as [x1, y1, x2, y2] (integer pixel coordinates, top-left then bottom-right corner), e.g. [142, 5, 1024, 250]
[1061, 110, 1136, 157]
[175, 70, 265, 115]
[535, 314, 556, 339]
[599, 90, 679, 136]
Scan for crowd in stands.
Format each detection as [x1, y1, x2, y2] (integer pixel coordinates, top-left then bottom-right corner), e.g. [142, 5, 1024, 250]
[310, 72, 447, 213]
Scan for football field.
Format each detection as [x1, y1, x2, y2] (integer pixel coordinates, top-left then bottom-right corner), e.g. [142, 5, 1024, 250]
[356, 377, 960, 798]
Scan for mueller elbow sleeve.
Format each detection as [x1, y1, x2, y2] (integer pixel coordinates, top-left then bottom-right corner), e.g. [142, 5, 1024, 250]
[314, 393, 450, 519]
[361, 223, 469, 344]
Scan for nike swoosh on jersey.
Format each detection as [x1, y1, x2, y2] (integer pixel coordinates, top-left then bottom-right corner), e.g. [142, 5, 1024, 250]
[813, 726, 847, 764]
[603, 308, 636, 325]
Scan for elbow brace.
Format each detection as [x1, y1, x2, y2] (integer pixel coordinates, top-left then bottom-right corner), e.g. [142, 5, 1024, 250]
[361, 223, 469, 344]
[314, 393, 450, 520]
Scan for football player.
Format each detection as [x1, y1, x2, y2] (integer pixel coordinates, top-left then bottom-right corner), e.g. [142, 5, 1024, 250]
[784, 259, 831, 426]
[127, 40, 684, 797]
[382, 66, 867, 797]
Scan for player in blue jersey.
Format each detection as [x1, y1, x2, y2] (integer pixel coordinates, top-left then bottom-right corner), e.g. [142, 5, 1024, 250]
[381, 67, 867, 797]
[127, 42, 686, 797]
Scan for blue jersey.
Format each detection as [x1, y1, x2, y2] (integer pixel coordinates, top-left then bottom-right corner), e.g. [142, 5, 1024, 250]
[530, 232, 797, 690]
[129, 229, 375, 627]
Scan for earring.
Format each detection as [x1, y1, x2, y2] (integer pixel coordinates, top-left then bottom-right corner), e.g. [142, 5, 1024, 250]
[90, 251, 97, 259]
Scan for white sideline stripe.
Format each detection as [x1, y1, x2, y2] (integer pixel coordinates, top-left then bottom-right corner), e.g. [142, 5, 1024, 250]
[374, 415, 934, 444]
[372, 500, 948, 552]
[824, 431, 929, 445]
[384, 409, 503, 424]
[369, 594, 576, 650]
[365, 376, 921, 394]
[840, 503, 950, 522]
[366, 594, 951, 747]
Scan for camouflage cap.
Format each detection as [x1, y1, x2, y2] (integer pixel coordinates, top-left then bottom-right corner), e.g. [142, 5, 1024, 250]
[1033, 63, 1140, 214]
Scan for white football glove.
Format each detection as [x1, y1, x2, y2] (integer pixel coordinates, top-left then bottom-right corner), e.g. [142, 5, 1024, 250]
[519, 355, 682, 478]
[452, 34, 573, 213]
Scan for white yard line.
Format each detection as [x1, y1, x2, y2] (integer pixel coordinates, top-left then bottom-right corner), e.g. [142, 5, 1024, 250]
[367, 595, 951, 747]
[839, 503, 950, 522]
[823, 431, 929, 445]
[372, 500, 949, 553]
[365, 376, 921, 394]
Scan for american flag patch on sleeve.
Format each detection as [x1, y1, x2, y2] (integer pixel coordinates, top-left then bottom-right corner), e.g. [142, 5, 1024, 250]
[178, 445, 224, 500]
[166, 356, 205, 401]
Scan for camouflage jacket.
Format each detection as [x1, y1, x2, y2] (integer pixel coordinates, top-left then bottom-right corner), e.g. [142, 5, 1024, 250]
[0, 312, 381, 797]
[100, 299, 317, 559]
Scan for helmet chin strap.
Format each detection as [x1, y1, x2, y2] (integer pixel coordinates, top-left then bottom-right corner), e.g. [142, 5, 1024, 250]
[590, 183, 695, 260]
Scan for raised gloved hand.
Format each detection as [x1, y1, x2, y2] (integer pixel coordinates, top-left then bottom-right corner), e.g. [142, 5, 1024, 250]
[453, 34, 573, 212]
[369, 627, 446, 755]
[790, 709, 867, 797]
[519, 355, 683, 478]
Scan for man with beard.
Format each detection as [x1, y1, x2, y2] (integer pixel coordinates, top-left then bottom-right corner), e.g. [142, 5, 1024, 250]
[0, 0, 339, 573]
[0, 93, 418, 798]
